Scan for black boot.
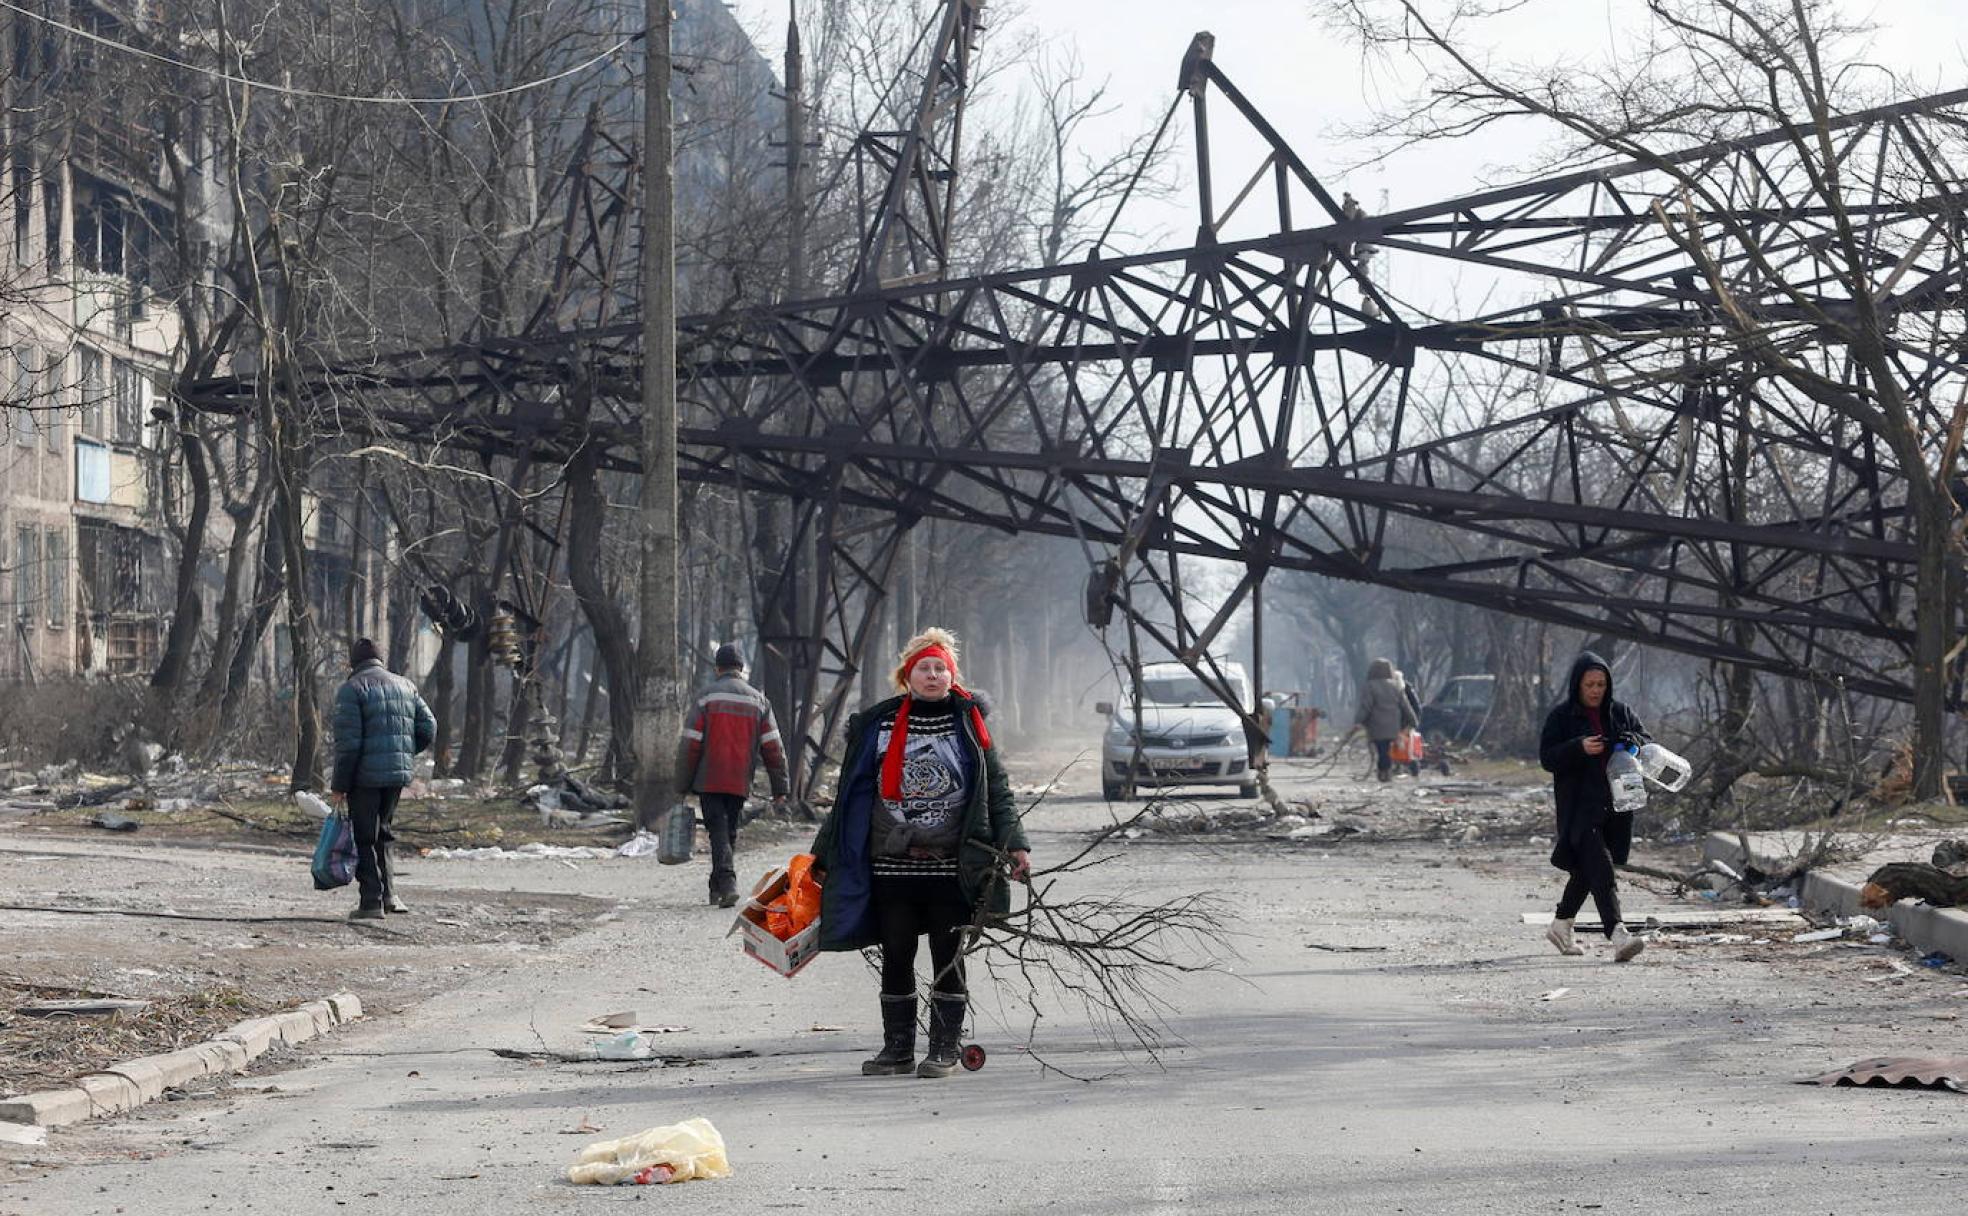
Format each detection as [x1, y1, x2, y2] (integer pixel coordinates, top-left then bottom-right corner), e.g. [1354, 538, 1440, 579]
[861, 995, 916, 1076]
[917, 995, 965, 1078]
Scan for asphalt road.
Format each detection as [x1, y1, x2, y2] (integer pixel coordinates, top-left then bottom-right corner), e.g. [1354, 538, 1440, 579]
[4, 771, 1965, 1215]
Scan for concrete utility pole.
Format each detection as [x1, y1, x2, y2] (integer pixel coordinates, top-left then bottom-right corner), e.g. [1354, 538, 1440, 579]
[634, 0, 681, 829]
[784, 1, 808, 296]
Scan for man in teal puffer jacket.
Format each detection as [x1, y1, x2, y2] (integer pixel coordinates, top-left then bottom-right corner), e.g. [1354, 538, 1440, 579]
[331, 638, 438, 919]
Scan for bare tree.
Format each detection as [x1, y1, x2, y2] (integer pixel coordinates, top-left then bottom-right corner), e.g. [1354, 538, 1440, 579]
[1325, 0, 1968, 796]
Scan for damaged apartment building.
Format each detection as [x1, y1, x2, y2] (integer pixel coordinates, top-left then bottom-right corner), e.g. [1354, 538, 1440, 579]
[0, 1, 200, 680]
[0, 1, 222, 681]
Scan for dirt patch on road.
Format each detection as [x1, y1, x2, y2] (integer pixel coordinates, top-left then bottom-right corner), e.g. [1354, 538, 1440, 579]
[0, 839, 614, 1099]
[0, 983, 276, 1098]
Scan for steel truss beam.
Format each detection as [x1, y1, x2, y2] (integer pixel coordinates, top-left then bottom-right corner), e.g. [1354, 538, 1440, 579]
[186, 29, 1968, 793]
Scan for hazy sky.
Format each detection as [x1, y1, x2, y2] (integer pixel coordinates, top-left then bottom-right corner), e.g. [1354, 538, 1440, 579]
[721, 0, 1967, 256]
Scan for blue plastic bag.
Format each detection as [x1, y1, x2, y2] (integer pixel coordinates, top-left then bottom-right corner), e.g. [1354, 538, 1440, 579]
[312, 811, 357, 890]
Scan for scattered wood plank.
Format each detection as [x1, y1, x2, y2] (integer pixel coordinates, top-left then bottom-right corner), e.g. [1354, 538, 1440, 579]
[16, 998, 151, 1019]
[1520, 908, 1804, 929]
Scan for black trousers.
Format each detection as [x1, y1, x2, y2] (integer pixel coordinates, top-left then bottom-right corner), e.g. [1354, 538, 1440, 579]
[347, 785, 403, 908]
[699, 792, 745, 898]
[1370, 737, 1394, 778]
[873, 873, 970, 1000]
[1555, 812, 1631, 936]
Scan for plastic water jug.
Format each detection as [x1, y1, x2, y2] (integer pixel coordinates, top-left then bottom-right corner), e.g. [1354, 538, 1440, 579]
[1637, 742, 1692, 792]
[657, 802, 697, 865]
[1607, 744, 1648, 813]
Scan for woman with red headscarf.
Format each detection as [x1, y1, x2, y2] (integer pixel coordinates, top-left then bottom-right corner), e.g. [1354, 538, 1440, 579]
[810, 627, 1031, 1079]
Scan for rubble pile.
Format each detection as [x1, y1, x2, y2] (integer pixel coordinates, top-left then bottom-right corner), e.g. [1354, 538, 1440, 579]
[1116, 779, 1552, 845]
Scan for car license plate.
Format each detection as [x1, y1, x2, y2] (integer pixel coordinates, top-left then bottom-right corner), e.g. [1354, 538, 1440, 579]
[1150, 759, 1205, 774]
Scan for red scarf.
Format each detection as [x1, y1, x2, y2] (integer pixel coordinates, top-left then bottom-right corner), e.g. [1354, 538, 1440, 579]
[879, 644, 992, 801]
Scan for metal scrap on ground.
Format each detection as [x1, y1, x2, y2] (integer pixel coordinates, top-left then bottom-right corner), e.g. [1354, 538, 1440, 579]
[1804, 1058, 1968, 1092]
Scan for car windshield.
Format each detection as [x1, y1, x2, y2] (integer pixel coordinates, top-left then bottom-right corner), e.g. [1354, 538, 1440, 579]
[1139, 675, 1242, 706]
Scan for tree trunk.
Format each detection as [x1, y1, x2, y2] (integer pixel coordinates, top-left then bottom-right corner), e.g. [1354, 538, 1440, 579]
[567, 439, 639, 786]
[220, 514, 285, 734]
[575, 652, 604, 764]
[1912, 488, 1951, 800]
[150, 419, 212, 700]
[385, 565, 417, 674]
[271, 434, 321, 791]
[426, 636, 456, 776]
[500, 666, 534, 785]
[199, 479, 267, 706]
[457, 632, 493, 778]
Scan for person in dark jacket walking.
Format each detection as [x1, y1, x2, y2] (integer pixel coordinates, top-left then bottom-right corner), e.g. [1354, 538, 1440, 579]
[1353, 657, 1418, 782]
[331, 638, 438, 919]
[810, 627, 1030, 1080]
[676, 644, 790, 908]
[1540, 651, 1650, 962]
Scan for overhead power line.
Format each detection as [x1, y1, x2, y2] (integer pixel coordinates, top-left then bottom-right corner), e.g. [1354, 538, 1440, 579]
[0, 1, 643, 106]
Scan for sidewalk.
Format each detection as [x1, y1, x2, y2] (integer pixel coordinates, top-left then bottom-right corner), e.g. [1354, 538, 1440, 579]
[1704, 829, 1968, 961]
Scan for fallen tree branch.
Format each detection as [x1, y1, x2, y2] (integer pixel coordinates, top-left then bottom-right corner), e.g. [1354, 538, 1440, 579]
[1618, 861, 1741, 892]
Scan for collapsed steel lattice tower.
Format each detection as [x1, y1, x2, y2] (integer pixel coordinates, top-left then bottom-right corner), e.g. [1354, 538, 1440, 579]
[189, 14, 1968, 796]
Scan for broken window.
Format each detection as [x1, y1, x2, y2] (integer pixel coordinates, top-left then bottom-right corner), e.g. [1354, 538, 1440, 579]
[45, 526, 66, 628]
[73, 176, 129, 277]
[111, 358, 140, 444]
[10, 155, 29, 265]
[105, 618, 156, 675]
[8, 346, 34, 447]
[42, 354, 61, 454]
[79, 348, 105, 438]
[42, 177, 59, 272]
[75, 518, 156, 616]
[14, 524, 38, 623]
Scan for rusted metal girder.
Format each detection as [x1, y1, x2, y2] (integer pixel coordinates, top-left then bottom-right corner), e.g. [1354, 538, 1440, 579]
[185, 29, 1968, 797]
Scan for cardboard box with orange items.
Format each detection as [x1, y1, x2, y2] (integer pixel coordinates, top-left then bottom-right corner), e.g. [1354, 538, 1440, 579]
[726, 854, 823, 978]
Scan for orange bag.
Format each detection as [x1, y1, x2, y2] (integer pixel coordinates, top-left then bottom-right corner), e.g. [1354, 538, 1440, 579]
[783, 853, 821, 936]
[1391, 729, 1424, 765]
[761, 853, 823, 942]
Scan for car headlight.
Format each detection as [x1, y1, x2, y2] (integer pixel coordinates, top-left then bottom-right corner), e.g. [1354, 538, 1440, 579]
[1216, 733, 1241, 748]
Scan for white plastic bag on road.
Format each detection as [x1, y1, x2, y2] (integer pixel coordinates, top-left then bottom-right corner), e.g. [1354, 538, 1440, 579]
[566, 1117, 731, 1185]
[616, 831, 663, 858]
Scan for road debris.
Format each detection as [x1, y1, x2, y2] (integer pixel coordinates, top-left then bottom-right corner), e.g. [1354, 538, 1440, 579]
[578, 1013, 687, 1036]
[1862, 862, 1968, 909]
[1804, 1057, 1968, 1092]
[15, 998, 151, 1019]
[566, 1117, 732, 1185]
[421, 841, 620, 861]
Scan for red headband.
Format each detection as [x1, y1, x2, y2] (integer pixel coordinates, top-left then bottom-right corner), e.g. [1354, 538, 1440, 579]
[903, 643, 958, 682]
[880, 643, 990, 800]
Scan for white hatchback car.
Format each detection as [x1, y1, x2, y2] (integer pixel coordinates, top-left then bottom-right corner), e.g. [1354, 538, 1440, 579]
[1098, 662, 1257, 800]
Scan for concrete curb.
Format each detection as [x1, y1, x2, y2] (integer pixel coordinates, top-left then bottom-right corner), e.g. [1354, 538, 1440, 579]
[1703, 832, 1968, 962]
[0, 992, 362, 1129]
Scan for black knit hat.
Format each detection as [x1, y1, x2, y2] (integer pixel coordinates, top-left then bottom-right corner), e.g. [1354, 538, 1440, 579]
[351, 637, 381, 667]
[714, 643, 744, 671]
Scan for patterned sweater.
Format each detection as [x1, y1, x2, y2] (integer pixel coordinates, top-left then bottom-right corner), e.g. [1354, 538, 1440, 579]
[870, 698, 972, 874]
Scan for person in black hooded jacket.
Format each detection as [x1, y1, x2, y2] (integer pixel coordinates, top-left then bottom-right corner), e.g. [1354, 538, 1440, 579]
[1539, 651, 1650, 962]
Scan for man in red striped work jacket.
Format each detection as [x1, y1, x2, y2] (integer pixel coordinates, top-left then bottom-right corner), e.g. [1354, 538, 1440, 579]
[676, 644, 790, 906]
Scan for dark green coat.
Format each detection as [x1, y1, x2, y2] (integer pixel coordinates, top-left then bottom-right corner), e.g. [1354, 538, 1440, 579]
[809, 693, 1027, 952]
